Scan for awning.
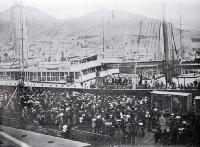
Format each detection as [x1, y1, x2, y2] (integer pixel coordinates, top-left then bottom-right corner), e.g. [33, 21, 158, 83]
[151, 91, 191, 97]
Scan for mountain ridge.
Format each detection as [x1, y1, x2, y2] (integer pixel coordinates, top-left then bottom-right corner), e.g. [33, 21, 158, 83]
[0, 5, 59, 40]
[0, 5, 199, 59]
[0, 5, 199, 41]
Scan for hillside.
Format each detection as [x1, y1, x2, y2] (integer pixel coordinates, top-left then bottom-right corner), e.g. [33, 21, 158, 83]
[0, 5, 59, 40]
[0, 6, 199, 59]
[33, 9, 150, 40]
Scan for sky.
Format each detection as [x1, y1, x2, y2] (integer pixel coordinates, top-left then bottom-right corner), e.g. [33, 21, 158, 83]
[0, 0, 199, 28]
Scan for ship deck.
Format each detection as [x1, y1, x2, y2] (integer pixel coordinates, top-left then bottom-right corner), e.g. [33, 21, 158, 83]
[0, 125, 90, 147]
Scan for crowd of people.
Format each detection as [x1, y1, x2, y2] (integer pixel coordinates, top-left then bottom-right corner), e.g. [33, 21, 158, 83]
[97, 75, 200, 90]
[0, 86, 200, 146]
[178, 80, 200, 90]
[97, 76, 133, 89]
[154, 112, 200, 146]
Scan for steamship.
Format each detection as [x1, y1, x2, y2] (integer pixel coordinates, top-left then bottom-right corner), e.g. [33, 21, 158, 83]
[0, 2, 200, 90]
[0, 4, 119, 89]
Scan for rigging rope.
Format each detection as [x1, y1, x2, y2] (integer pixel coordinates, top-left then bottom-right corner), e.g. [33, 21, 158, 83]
[143, 20, 151, 52]
[157, 19, 162, 60]
[170, 21, 179, 60]
[146, 19, 154, 55]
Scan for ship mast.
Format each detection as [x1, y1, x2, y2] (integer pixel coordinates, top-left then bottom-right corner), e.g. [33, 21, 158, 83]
[5, 0, 25, 119]
[161, 0, 171, 86]
[137, 21, 142, 53]
[179, 1, 183, 75]
[20, 0, 25, 80]
[179, 1, 183, 59]
[102, 18, 105, 58]
[132, 21, 142, 89]
[10, 0, 28, 70]
[134, 21, 142, 75]
[17, 0, 26, 125]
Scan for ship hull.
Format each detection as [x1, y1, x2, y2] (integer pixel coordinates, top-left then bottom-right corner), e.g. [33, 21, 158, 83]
[0, 81, 199, 98]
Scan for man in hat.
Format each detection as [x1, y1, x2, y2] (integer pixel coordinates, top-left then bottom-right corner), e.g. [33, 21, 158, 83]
[145, 111, 151, 132]
[62, 125, 71, 139]
[96, 115, 103, 134]
[159, 114, 167, 133]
